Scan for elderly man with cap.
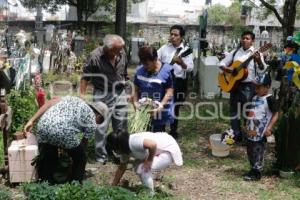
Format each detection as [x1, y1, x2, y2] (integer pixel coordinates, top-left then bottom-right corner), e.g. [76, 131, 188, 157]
[24, 95, 108, 183]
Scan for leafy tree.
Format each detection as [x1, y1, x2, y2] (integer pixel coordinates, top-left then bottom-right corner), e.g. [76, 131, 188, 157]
[19, 0, 115, 22]
[207, 4, 228, 25]
[207, 2, 247, 38]
[20, 0, 143, 23]
[247, 0, 299, 40]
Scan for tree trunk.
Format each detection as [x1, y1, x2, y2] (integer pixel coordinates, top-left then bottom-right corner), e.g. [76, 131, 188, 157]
[282, 0, 297, 40]
[77, 0, 83, 23]
[115, 0, 127, 39]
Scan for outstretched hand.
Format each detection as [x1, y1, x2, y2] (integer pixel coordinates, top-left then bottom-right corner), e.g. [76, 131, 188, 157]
[23, 120, 34, 138]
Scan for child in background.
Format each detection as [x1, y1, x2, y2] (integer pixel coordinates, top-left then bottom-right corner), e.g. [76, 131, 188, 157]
[244, 74, 279, 181]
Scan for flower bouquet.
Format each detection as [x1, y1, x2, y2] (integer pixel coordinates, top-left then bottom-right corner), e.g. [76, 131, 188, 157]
[128, 98, 160, 133]
[221, 129, 235, 145]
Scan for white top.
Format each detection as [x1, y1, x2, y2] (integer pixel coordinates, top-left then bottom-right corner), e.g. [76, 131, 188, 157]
[219, 46, 267, 83]
[158, 43, 194, 79]
[121, 132, 183, 166]
[246, 94, 273, 142]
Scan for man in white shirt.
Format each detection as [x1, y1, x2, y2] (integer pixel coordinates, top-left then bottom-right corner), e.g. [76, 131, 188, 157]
[158, 25, 194, 139]
[219, 31, 267, 142]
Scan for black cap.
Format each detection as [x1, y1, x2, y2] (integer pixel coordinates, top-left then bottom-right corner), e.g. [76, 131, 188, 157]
[255, 74, 272, 86]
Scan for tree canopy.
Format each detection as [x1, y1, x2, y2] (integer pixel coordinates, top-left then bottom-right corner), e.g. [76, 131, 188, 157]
[207, 1, 247, 38]
[246, 0, 299, 39]
[19, 0, 115, 22]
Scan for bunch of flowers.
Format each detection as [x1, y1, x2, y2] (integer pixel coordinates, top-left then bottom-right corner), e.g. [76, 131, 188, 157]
[221, 129, 235, 145]
[128, 98, 159, 133]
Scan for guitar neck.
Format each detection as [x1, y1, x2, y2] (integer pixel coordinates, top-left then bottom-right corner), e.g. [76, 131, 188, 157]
[235, 43, 272, 71]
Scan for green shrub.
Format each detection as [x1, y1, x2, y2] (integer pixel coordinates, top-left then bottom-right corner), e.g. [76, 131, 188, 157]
[22, 182, 58, 200]
[0, 186, 12, 200]
[42, 72, 64, 85]
[7, 88, 38, 133]
[275, 106, 300, 170]
[22, 181, 136, 200]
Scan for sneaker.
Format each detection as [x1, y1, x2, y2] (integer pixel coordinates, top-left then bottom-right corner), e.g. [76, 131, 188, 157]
[244, 170, 261, 181]
[96, 158, 107, 165]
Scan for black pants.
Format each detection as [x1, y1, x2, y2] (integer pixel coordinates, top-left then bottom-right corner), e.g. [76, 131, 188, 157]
[230, 82, 255, 139]
[246, 139, 266, 172]
[170, 77, 188, 138]
[148, 122, 166, 132]
[38, 143, 86, 183]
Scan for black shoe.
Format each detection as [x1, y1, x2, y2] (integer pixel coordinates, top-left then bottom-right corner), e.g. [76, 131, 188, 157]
[244, 170, 261, 181]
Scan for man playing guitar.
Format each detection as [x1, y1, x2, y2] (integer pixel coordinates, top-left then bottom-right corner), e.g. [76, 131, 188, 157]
[219, 31, 267, 142]
[158, 25, 194, 139]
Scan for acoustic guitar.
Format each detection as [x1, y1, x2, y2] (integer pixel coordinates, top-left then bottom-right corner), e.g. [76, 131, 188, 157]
[218, 43, 272, 92]
[170, 47, 193, 65]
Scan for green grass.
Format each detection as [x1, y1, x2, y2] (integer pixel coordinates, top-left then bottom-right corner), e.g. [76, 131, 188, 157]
[2, 73, 300, 199]
[177, 101, 300, 199]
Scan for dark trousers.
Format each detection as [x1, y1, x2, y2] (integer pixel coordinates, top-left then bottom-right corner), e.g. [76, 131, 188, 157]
[170, 77, 188, 138]
[148, 122, 166, 132]
[246, 139, 266, 172]
[230, 82, 255, 139]
[38, 143, 86, 183]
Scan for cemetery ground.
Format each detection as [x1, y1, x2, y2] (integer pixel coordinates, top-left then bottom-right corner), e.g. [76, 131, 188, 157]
[0, 68, 300, 199]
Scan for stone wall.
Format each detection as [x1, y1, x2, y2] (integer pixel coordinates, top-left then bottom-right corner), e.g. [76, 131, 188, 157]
[130, 23, 284, 51]
[6, 20, 286, 51]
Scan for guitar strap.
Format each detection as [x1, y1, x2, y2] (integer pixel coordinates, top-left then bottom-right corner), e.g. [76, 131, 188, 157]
[229, 47, 240, 67]
[222, 47, 240, 84]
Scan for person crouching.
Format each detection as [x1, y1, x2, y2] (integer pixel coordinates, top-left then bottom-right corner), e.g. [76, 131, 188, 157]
[108, 130, 183, 193]
[23, 96, 108, 183]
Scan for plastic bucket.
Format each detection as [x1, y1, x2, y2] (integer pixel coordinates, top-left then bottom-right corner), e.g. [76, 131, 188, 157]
[209, 134, 231, 157]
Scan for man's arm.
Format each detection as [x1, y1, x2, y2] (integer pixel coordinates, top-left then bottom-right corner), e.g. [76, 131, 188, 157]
[219, 49, 237, 69]
[183, 54, 194, 72]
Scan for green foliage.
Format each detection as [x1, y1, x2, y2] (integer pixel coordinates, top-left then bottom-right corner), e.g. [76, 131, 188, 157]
[274, 106, 300, 170]
[7, 88, 38, 133]
[128, 104, 151, 133]
[207, 1, 247, 38]
[207, 4, 228, 25]
[42, 72, 64, 84]
[0, 186, 12, 200]
[22, 182, 58, 200]
[20, 0, 116, 22]
[22, 181, 136, 200]
[86, 135, 96, 161]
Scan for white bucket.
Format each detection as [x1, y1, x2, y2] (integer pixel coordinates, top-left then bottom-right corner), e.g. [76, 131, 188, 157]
[209, 134, 231, 157]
